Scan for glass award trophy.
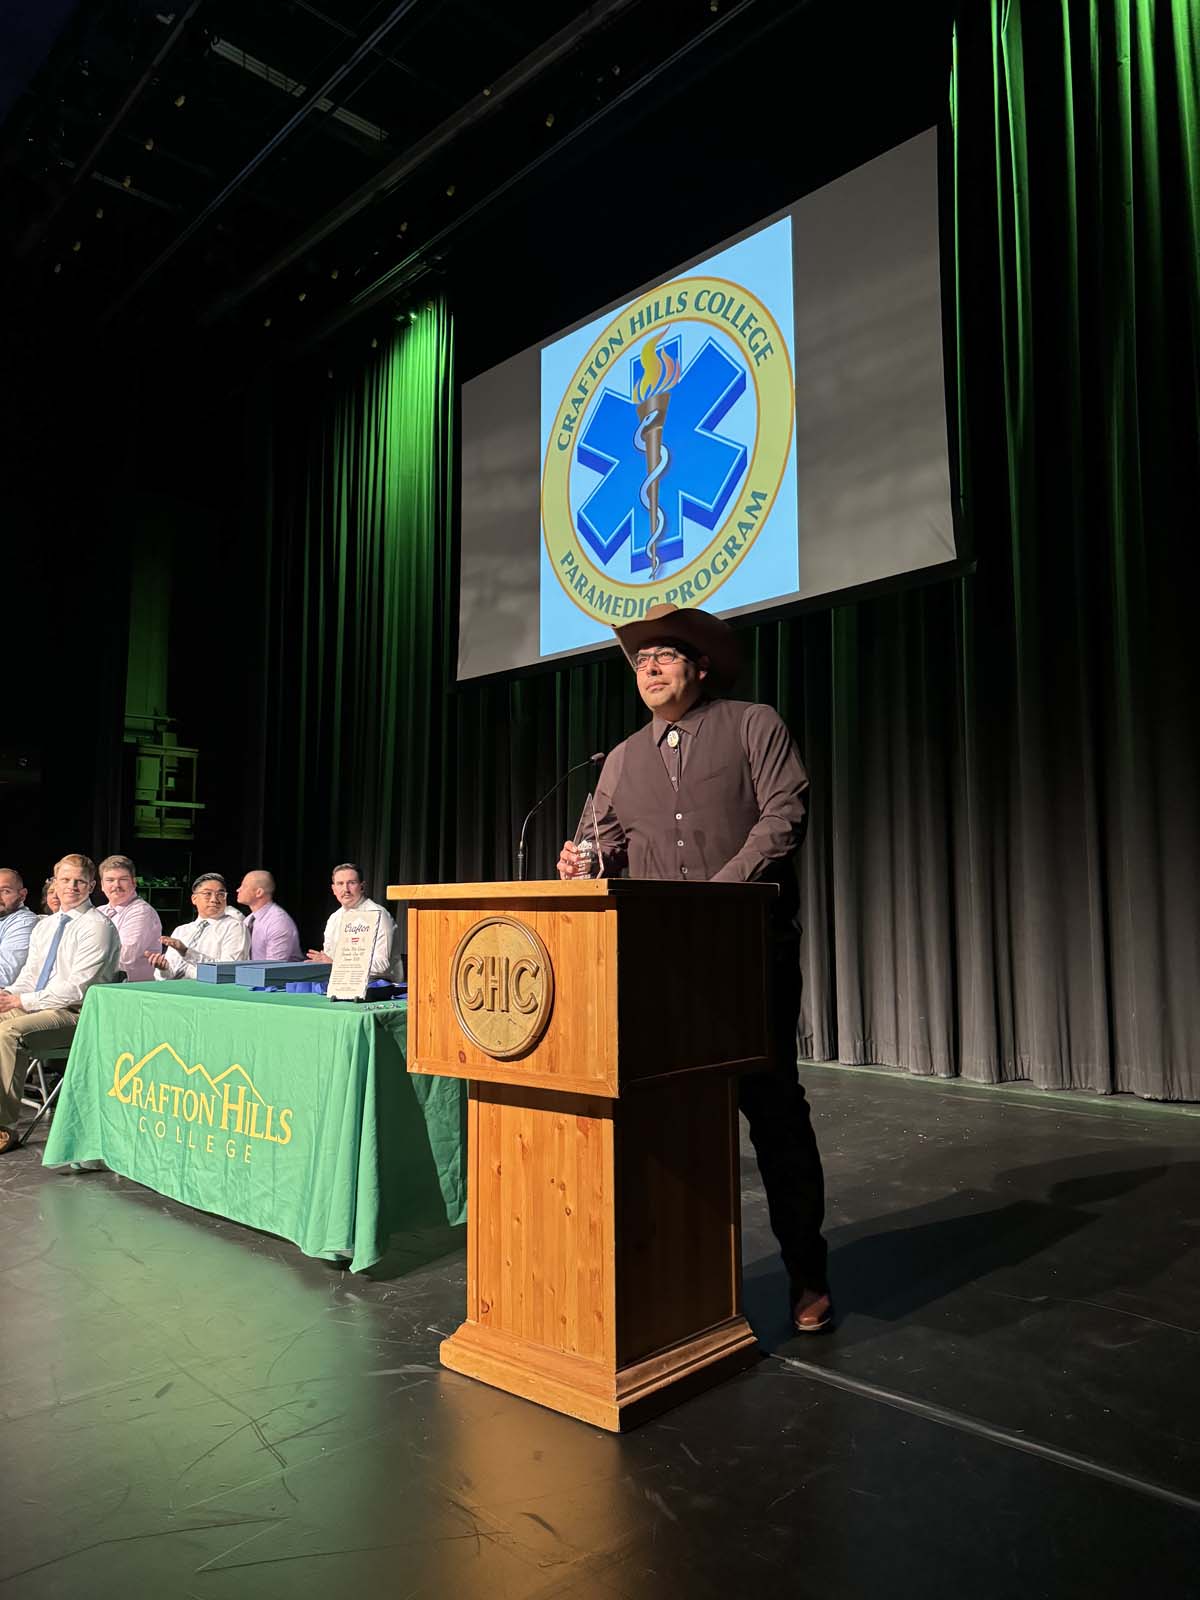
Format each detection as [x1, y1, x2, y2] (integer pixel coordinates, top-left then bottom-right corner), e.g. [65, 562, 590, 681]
[572, 792, 604, 878]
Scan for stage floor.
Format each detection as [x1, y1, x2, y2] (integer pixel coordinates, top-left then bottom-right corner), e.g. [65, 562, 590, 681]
[4, 1064, 1200, 1597]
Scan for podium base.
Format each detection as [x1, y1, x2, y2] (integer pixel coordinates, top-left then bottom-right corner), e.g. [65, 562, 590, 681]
[440, 1314, 760, 1432]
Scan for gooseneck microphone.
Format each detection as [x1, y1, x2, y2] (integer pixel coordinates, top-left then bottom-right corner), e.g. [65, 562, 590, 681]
[515, 752, 605, 881]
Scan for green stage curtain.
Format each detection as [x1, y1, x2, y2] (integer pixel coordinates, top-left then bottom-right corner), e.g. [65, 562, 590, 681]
[248, 303, 456, 938]
[783, 0, 1199, 1093]
[252, 1, 1199, 1097]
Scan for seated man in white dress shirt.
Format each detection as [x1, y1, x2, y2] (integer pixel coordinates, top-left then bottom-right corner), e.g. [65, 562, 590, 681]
[306, 862, 400, 981]
[97, 853, 162, 982]
[0, 869, 38, 989]
[0, 853, 121, 1153]
[147, 873, 248, 979]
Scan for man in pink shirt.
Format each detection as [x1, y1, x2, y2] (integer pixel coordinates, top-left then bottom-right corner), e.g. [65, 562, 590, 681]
[97, 854, 162, 982]
[235, 870, 302, 962]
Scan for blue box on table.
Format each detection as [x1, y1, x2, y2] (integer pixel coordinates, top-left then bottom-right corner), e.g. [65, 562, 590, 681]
[234, 960, 332, 989]
[195, 963, 240, 983]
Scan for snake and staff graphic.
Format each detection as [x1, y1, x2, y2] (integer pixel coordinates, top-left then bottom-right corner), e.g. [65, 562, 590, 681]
[633, 333, 683, 579]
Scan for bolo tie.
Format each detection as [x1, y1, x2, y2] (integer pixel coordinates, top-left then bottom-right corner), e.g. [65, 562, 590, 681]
[666, 726, 681, 788]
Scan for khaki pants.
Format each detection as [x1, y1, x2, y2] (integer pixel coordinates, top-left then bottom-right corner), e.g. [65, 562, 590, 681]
[0, 1007, 79, 1130]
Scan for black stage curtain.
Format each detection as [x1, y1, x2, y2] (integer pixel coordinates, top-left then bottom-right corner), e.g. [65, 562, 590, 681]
[0, 355, 131, 880]
[248, 1, 1199, 1098]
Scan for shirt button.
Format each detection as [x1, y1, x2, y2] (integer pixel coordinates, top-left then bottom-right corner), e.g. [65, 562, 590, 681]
[681, 866, 689, 876]
[676, 839, 685, 847]
[675, 813, 683, 821]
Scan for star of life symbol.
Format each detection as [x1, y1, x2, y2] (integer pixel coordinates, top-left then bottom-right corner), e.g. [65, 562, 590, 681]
[574, 330, 750, 581]
[540, 270, 794, 628]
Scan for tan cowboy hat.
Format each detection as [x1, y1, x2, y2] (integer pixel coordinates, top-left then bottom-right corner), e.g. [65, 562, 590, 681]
[613, 603, 741, 692]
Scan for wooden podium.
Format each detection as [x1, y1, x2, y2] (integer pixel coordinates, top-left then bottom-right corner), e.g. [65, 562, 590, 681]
[388, 878, 776, 1431]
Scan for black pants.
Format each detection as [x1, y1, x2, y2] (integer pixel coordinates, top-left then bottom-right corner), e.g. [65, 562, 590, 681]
[737, 942, 828, 1294]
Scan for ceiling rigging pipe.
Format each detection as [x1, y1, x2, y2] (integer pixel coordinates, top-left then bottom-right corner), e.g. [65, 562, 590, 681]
[101, 0, 424, 323]
[200, 0, 643, 327]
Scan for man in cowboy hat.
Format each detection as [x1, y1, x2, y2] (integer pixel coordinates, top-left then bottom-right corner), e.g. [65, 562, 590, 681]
[557, 602, 831, 1334]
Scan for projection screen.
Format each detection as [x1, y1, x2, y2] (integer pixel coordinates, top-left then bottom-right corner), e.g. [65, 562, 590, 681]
[458, 129, 955, 682]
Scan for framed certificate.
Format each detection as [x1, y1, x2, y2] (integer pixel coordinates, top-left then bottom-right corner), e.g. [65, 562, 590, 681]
[327, 908, 384, 1002]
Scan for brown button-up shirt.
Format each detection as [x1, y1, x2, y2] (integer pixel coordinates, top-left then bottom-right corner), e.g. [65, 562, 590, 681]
[587, 695, 809, 885]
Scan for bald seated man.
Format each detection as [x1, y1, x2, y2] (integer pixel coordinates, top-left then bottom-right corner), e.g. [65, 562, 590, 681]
[236, 870, 302, 963]
[0, 869, 37, 989]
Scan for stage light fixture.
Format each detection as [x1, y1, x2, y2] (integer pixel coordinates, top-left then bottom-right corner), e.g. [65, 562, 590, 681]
[330, 267, 339, 279]
[95, 207, 104, 219]
[144, 137, 155, 151]
[72, 240, 82, 252]
[370, 336, 378, 347]
[122, 175, 132, 188]
[263, 316, 272, 327]
[53, 262, 62, 274]
[545, 112, 555, 128]
[298, 290, 307, 301]
[445, 184, 456, 197]
[174, 93, 186, 107]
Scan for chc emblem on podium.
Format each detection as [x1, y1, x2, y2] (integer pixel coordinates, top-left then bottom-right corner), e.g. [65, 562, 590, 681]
[451, 916, 555, 1060]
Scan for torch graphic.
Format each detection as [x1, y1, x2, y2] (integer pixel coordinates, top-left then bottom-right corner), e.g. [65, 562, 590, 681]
[633, 334, 682, 580]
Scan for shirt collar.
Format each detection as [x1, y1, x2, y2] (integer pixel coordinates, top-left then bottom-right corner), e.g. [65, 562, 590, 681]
[62, 900, 94, 921]
[653, 697, 710, 743]
[101, 896, 141, 916]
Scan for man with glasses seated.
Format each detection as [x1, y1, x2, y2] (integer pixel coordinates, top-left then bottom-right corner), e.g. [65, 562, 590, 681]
[146, 873, 248, 979]
[556, 603, 833, 1337]
[0, 854, 120, 1154]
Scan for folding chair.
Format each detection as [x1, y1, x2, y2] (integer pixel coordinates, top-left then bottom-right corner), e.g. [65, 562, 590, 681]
[15, 973, 126, 1149]
[17, 1043, 73, 1148]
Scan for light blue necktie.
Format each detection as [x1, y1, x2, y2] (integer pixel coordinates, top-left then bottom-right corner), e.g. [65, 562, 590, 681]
[36, 913, 68, 990]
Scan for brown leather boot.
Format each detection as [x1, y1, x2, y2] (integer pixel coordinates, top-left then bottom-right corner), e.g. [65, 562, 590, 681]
[792, 1287, 834, 1333]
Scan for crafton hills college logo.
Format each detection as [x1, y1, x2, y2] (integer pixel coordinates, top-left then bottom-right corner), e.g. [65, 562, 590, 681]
[542, 275, 795, 625]
[108, 1041, 294, 1158]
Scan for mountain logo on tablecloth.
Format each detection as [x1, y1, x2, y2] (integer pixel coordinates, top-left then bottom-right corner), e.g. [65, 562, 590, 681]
[107, 1040, 293, 1149]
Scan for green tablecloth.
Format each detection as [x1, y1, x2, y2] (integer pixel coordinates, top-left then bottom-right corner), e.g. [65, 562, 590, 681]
[41, 981, 465, 1271]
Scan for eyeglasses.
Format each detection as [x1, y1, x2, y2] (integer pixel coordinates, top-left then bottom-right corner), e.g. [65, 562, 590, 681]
[634, 648, 687, 670]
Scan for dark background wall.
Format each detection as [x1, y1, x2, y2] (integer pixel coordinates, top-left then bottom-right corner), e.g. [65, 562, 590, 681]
[2, 0, 1196, 1095]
